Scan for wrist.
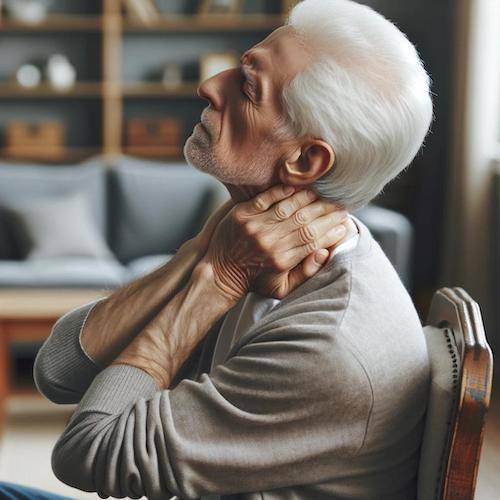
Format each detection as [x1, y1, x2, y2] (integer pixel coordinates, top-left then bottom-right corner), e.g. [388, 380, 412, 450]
[111, 356, 169, 389]
[179, 237, 205, 261]
[193, 258, 245, 307]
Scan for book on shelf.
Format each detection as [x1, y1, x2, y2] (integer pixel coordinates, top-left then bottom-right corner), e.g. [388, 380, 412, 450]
[122, 0, 159, 25]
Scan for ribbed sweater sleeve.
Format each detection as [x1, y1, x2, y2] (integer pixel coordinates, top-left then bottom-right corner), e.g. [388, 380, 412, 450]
[33, 297, 107, 404]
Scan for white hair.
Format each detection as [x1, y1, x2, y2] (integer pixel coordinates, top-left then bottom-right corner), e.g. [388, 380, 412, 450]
[282, 0, 433, 211]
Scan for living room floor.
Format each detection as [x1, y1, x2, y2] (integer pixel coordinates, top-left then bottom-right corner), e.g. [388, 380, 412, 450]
[0, 392, 498, 500]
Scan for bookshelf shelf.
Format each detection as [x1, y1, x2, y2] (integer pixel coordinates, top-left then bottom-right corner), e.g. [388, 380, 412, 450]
[0, 147, 102, 162]
[0, 82, 103, 98]
[122, 14, 285, 33]
[0, 15, 103, 32]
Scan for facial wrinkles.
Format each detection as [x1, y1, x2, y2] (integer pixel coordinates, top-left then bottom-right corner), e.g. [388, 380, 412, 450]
[186, 27, 313, 187]
[241, 65, 259, 103]
[242, 101, 261, 143]
[224, 76, 263, 151]
[224, 33, 299, 163]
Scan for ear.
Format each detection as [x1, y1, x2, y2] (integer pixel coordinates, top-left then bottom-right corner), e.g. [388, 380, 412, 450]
[278, 139, 335, 186]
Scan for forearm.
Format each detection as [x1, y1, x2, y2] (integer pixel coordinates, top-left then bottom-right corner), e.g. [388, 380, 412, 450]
[82, 238, 204, 366]
[111, 259, 239, 389]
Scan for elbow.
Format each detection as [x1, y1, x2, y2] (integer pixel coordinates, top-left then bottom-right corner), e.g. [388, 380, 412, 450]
[33, 347, 76, 404]
[52, 412, 122, 496]
[33, 346, 61, 403]
[51, 429, 95, 493]
[51, 440, 76, 489]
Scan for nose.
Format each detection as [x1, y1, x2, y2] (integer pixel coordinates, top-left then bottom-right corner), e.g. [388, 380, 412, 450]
[197, 68, 234, 110]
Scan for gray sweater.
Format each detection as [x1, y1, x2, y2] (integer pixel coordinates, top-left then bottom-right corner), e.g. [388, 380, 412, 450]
[34, 216, 429, 500]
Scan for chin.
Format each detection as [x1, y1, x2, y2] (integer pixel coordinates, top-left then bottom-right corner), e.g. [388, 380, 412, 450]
[184, 136, 235, 183]
[183, 134, 277, 186]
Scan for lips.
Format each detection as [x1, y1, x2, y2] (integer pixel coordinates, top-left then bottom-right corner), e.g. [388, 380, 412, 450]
[199, 121, 210, 134]
[200, 109, 216, 138]
[195, 121, 210, 141]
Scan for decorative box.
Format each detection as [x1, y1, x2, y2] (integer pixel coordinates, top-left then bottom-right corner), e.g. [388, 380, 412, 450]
[126, 117, 183, 148]
[4, 120, 66, 159]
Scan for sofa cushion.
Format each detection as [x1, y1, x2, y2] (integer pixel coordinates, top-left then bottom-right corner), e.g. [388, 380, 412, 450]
[7, 191, 115, 260]
[0, 158, 108, 259]
[125, 254, 174, 282]
[109, 156, 229, 263]
[0, 257, 125, 288]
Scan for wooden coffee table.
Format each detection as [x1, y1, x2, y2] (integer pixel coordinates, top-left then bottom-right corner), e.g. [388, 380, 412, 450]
[0, 288, 108, 432]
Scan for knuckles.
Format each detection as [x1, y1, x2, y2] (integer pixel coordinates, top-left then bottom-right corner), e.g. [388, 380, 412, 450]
[298, 224, 317, 245]
[251, 196, 267, 213]
[293, 209, 308, 225]
[273, 203, 289, 221]
[304, 239, 319, 254]
[231, 207, 246, 224]
[242, 220, 258, 235]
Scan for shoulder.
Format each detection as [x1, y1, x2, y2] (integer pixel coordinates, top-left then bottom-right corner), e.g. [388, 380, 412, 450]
[214, 287, 373, 439]
[226, 259, 364, 390]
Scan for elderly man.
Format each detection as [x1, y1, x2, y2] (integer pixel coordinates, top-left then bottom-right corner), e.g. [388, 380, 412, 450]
[23, 0, 433, 499]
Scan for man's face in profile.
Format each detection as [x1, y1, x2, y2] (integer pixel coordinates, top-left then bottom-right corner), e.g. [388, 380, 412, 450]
[184, 26, 311, 189]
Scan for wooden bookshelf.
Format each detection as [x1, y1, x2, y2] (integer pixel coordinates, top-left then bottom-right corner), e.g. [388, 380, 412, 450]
[122, 82, 200, 98]
[122, 14, 285, 32]
[0, 82, 103, 98]
[0, 15, 103, 32]
[0, 0, 282, 163]
[0, 147, 101, 162]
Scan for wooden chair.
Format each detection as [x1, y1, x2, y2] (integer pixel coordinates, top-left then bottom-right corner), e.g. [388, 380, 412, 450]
[418, 287, 493, 500]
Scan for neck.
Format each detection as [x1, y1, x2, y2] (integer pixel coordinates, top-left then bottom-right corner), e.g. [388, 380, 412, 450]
[223, 183, 268, 203]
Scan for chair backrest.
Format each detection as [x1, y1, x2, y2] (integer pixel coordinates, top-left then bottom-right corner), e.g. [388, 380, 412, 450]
[418, 287, 493, 500]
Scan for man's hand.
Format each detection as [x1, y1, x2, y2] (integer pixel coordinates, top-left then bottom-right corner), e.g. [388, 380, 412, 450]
[199, 184, 350, 302]
[192, 198, 235, 256]
[253, 214, 358, 298]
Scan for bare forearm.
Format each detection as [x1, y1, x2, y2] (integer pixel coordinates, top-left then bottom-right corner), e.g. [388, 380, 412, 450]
[81, 238, 205, 366]
[111, 259, 238, 389]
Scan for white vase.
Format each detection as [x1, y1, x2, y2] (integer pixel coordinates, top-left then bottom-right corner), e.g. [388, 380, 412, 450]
[46, 54, 76, 91]
[5, 0, 53, 24]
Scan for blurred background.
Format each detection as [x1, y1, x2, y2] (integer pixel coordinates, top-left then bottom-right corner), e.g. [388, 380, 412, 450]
[0, 0, 498, 498]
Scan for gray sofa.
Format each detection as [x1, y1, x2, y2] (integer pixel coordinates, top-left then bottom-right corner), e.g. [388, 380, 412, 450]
[0, 156, 413, 289]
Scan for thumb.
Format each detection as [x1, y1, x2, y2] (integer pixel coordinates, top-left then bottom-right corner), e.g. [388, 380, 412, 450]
[285, 249, 329, 294]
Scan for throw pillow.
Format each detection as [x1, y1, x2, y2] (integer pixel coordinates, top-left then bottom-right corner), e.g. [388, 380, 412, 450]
[8, 191, 115, 261]
[0, 206, 31, 259]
